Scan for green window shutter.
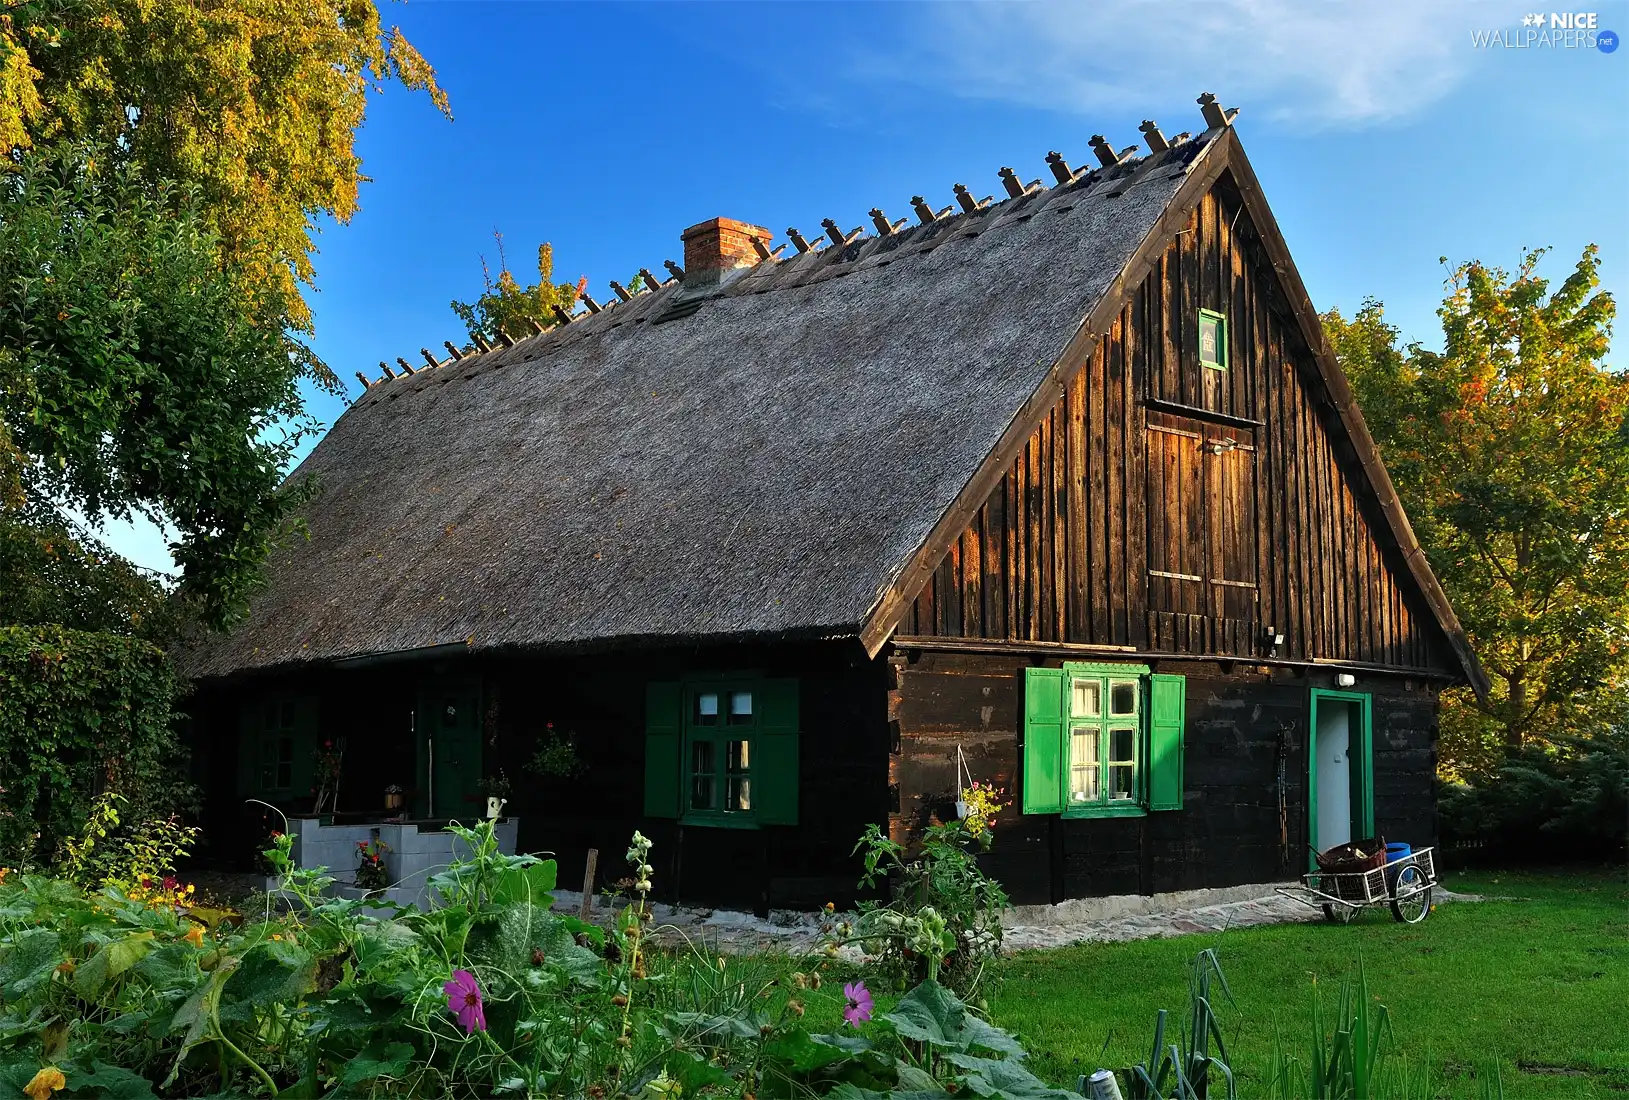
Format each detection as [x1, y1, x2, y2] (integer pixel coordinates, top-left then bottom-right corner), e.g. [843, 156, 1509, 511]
[237, 703, 258, 797]
[643, 681, 682, 818]
[293, 696, 320, 796]
[1147, 673, 1186, 810]
[752, 678, 800, 826]
[1022, 667, 1064, 815]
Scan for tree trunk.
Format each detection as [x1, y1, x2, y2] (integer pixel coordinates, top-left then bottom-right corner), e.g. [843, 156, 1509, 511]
[1505, 667, 1526, 751]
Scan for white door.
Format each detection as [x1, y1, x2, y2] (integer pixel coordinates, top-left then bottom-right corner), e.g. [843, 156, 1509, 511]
[1316, 702, 1352, 852]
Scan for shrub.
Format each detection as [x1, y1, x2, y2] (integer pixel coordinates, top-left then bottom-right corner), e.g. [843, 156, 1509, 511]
[0, 626, 193, 867]
[1438, 725, 1628, 863]
[839, 818, 1010, 999]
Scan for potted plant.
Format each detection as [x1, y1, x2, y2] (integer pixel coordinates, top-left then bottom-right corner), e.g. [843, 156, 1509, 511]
[479, 770, 511, 819]
[354, 837, 391, 892]
[383, 784, 404, 811]
[527, 721, 586, 781]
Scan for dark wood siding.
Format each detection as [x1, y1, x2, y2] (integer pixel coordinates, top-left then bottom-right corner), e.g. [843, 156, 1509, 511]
[899, 177, 1449, 674]
[888, 649, 1439, 903]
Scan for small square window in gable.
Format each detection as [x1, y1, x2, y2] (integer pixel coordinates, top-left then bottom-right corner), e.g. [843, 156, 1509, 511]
[1198, 309, 1227, 371]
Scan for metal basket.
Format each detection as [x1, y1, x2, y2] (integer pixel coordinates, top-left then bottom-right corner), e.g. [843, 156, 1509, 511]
[1308, 865, 1389, 903]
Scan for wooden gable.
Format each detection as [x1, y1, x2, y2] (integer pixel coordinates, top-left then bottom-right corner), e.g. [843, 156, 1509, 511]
[880, 167, 1466, 680]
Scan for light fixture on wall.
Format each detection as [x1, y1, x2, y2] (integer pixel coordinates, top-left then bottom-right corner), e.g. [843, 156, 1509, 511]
[1336, 673, 1357, 688]
[1262, 624, 1284, 657]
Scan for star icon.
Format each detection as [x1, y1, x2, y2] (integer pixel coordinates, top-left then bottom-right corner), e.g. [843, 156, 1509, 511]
[1528, 12, 1549, 26]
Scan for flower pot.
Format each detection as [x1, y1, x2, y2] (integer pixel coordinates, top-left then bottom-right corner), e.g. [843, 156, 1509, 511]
[384, 792, 404, 811]
[954, 800, 970, 820]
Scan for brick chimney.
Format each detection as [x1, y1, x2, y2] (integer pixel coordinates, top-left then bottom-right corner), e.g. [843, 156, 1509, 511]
[680, 217, 773, 285]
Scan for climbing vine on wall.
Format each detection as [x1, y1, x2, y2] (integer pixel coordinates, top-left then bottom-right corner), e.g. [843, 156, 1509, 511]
[0, 626, 187, 866]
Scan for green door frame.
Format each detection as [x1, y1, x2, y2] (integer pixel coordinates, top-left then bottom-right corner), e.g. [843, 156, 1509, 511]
[1307, 689, 1374, 868]
[414, 676, 483, 820]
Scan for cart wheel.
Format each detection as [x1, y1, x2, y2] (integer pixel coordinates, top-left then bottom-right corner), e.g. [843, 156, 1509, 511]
[1390, 865, 1432, 924]
[1322, 901, 1357, 924]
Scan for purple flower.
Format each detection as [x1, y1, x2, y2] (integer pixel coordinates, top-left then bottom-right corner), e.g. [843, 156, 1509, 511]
[443, 968, 487, 1034]
[842, 980, 873, 1027]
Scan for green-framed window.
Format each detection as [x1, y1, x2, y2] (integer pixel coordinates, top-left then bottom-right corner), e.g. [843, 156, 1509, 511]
[1198, 308, 1227, 371]
[238, 695, 317, 797]
[1022, 664, 1185, 818]
[644, 676, 799, 827]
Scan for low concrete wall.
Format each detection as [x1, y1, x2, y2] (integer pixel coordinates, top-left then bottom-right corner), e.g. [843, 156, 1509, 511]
[289, 816, 520, 910]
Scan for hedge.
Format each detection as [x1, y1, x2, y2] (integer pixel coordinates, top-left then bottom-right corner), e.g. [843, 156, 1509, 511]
[0, 625, 183, 866]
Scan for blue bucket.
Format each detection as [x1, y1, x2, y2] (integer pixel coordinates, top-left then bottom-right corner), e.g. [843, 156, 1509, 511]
[1384, 842, 1413, 888]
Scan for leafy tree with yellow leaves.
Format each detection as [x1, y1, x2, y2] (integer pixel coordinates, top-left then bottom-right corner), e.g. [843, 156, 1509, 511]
[1327, 246, 1628, 773]
[0, 0, 450, 355]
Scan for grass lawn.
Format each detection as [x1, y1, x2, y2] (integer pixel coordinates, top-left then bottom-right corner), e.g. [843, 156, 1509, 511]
[986, 868, 1628, 1098]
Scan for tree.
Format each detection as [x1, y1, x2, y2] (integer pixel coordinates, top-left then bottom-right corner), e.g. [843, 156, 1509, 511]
[451, 232, 583, 344]
[1326, 246, 1629, 765]
[0, 145, 320, 629]
[0, 0, 450, 355]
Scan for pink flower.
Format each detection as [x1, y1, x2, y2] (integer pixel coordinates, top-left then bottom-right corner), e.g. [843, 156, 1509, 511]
[443, 968, 486, 1033]
[842, 981, 873, 1027]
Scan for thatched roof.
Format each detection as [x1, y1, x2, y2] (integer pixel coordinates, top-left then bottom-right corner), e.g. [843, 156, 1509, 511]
[183, 113, 1485, 696]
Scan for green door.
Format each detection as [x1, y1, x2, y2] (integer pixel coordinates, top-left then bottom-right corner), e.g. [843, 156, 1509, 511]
[418, 679, 482, 820]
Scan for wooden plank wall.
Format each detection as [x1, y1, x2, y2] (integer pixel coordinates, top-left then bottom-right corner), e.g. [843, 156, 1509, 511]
[899, 177, 1449, 674]
[889, 650, 1439, 904]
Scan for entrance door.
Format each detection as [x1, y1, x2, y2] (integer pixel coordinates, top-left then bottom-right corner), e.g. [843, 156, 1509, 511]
[418, 679, 482, 819]
[1308, 690, 1373, 864]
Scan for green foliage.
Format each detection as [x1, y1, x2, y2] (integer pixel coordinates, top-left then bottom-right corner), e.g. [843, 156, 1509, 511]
[1438, 721, 1628, 862]
[451, 233, 581, 344]
[0, 821, 1066, 1099]
[0, 144, 323, 628]
[0, 625, 188, 868]
[1124, 949, 1236, 1099]
[840, 821, 1009, 997]
[528, 723, 587, 781]
[1324, 246, 1628, 759]
[0, 506, 177, 641]
[0, 0, 450, 336]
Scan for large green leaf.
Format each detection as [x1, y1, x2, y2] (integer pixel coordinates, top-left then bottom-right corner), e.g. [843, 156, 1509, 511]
[0, 928, 61, 997]
[73, 931, 156, 998]
[944, 1054, 1076, 1100]
[339, 1041, 416, 1087]
[62, 1061, 158, 1099]
[884, 981, 1024, 1057]
[490, 858, 558, 908]
[218, 941, 316, 1022]
[164, 957, 238, 1088]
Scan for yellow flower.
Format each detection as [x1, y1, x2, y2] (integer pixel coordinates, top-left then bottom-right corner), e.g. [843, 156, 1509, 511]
[183, 926, 204, 948]
[24, 1067, 66, 1100]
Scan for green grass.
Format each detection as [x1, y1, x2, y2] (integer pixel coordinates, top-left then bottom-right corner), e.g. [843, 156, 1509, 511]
[987, 868, 1629, 1098]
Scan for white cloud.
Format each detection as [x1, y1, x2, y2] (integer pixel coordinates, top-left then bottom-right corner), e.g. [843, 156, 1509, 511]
[872, 0, 1478, 128]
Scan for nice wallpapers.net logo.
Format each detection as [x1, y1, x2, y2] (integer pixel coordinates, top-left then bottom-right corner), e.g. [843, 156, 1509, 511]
[1470, 12, 1620, 50]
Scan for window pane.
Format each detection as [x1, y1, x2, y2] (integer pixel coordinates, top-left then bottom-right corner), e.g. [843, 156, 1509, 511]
[1110, 727, 1135, 763]
[278, 736, 294, 764]
[690, 740, 716, 809]
[277, 761, 293, 789]
[728, 740, 750, 771]
[279, 702, 296, 729]
[1110, 682, 1137, 716]
[1200, 313, 1223, 366]
[694, 692, 720, 725]
[728, 776, 752, 811]
[1071, 680, 1100, 717]
[1069, 728, 1100, 803]
[728, 691, 753, 724]
[1109, 764, 1135, 801]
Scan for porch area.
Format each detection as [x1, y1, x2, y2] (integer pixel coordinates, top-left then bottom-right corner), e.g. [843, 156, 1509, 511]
[285, 814, 520, 909]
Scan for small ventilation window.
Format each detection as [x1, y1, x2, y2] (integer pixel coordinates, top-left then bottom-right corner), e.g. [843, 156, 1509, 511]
[1199, 309, 1227, 371]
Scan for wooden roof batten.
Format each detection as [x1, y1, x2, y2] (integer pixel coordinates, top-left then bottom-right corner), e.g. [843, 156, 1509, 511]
[854, 93, 1488, 701]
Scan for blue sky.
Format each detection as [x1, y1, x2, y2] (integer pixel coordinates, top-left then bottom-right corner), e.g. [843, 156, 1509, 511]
[106, 0, 1628, 571]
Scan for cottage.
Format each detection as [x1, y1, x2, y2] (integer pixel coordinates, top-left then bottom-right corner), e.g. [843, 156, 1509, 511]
[181, 95, 1486, 912]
